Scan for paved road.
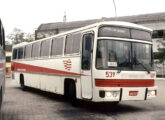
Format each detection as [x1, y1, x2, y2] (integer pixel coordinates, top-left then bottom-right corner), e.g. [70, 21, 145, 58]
[0, 78, 165, 120]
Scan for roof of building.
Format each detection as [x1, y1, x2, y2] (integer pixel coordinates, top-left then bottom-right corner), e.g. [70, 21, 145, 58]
[37, 12, 165, 32]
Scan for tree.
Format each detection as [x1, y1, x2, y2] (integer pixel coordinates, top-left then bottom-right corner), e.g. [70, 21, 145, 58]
[7, 28, 26, 44]
[154, 40, 165, 77]
[25, 32, 35, 42]
[7, 28, 35, 45]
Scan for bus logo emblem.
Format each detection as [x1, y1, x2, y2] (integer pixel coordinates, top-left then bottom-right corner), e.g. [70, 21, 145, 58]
[63, 59, 72, 71]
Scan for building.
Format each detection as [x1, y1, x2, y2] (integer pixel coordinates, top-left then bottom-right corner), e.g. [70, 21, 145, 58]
[36, 12, 165, 76]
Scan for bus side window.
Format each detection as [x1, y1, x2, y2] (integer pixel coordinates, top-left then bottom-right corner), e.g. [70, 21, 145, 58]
[0, 25, 2, 47]
[41, 39, 50, 57]
[18, 47, 24, 59]
[32, 42, 40, 58]
[82, 33, 94, 70]
[2, 28, 5, 50]
[25, 45, 32, 59]
[12, 49, 18, 60]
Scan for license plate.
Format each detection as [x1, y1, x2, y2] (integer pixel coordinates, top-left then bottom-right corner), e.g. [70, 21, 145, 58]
[129, 91, 138, 96]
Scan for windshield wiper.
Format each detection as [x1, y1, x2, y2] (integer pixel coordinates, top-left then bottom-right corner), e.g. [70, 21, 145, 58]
[134, 56, 150, 74]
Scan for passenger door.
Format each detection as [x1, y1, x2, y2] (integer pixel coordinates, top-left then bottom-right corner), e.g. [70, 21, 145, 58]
[81, 33, 94, 99]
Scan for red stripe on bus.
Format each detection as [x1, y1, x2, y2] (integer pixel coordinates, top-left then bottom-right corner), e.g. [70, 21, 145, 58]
[12, 62, 86, 76]
[95, 79, 154, 87]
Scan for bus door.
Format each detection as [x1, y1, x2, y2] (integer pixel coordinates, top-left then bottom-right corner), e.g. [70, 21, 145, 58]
[81, 33, 94, 99]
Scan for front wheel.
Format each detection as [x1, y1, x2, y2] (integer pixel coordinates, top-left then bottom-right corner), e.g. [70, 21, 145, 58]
[20, 82, 26, 91]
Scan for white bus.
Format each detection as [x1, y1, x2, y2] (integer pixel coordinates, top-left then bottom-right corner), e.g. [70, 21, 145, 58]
[0, 19, 5, 108]
[12, 21, 157, 105]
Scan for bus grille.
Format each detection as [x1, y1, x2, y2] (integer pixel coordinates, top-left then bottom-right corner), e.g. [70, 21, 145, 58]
[95, 79, 154, 87]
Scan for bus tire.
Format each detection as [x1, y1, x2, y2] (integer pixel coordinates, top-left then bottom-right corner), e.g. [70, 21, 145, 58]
[20, 75, 26, 91]
[68, 82, 77, 106]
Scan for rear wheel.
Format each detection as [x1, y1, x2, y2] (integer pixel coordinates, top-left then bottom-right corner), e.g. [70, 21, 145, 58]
[68, 82, 77, 106]
[20, 75, 26, 91]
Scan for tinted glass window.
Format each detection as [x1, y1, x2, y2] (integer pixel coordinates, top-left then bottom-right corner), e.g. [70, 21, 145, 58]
[65, 35, 73, 54]
[0, 24, 4, 47]
[51, 37, 64, 56]
[132, 43, 153, 69]
[65, 33, 81, 54]
[41, 39, 50, 57]
[98, 26, 130, 38]
[32, 42, 40, 58]
[18, 47, 24, 59]
[82, 34, 93, 70]
[72, 33, 81, 53]
[12, 49, 18, 59]
[96, 40, 131, 69]
[25, 45, 32, 58]
[0, 26, 2, 47]
[131, 29, 152, 41]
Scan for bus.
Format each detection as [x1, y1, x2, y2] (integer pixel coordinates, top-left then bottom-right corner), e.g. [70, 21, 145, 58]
[0, 19, 5, 108]
[6, 52, 12, 77]
[12, 21, 157, 105]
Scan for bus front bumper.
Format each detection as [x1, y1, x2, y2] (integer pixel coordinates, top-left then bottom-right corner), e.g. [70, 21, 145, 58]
[92, 86, 157, 102]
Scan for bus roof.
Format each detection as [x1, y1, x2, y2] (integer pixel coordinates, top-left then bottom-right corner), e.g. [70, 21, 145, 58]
[13, 21, 152, 48]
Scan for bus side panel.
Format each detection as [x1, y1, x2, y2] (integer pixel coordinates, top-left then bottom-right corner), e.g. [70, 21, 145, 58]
[13, 56, 82, 97]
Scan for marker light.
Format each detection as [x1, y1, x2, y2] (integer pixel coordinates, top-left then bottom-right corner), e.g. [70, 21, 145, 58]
[147, 90, 156, 97]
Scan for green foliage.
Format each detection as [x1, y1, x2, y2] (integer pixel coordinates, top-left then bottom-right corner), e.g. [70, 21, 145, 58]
[7, 28, 35, 45]
[157, 47, 165, 63]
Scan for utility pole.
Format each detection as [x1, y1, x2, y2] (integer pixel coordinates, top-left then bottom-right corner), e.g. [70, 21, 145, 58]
[112, 0, 117, 17]
[63, 11, 67, 22]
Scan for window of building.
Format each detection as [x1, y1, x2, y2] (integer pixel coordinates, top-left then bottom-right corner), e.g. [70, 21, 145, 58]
[32, 42, 40, 58]
[51, 37, 64, 56]
[152, 30, 165, 38]
[25, 45, 32, 58]
[41, 39, 51, 57]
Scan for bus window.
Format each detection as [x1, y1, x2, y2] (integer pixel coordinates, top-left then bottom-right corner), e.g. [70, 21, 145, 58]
[82, 33, 93, 70]
[41, 39, 50, 57]
[12, 49, 18, 59]
[65, 33, 81, 54]
[65, 34, 73, 54]
[51, 37, 64, 56]
[32, 42, 40, 58]
[72, 33, 81, 53]
[0, 26, 2, 47]
[18, 47, 24, 59]
[25, 45, 32, 58]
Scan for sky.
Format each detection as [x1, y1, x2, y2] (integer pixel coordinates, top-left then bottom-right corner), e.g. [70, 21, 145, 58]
[0, 0, 165, 37]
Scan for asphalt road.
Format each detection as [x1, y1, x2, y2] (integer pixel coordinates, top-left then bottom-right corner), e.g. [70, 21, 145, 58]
[0, 78, 165, 120]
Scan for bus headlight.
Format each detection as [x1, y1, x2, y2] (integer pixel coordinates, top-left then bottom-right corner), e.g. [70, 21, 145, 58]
[147, 90, 157, 97]
[105, 91, 119, 98]
[99, 91, 120, 98]
[106, 92, 112, 97]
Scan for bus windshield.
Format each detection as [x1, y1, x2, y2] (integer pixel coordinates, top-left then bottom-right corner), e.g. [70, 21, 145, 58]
[96, 39, 153, 71]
